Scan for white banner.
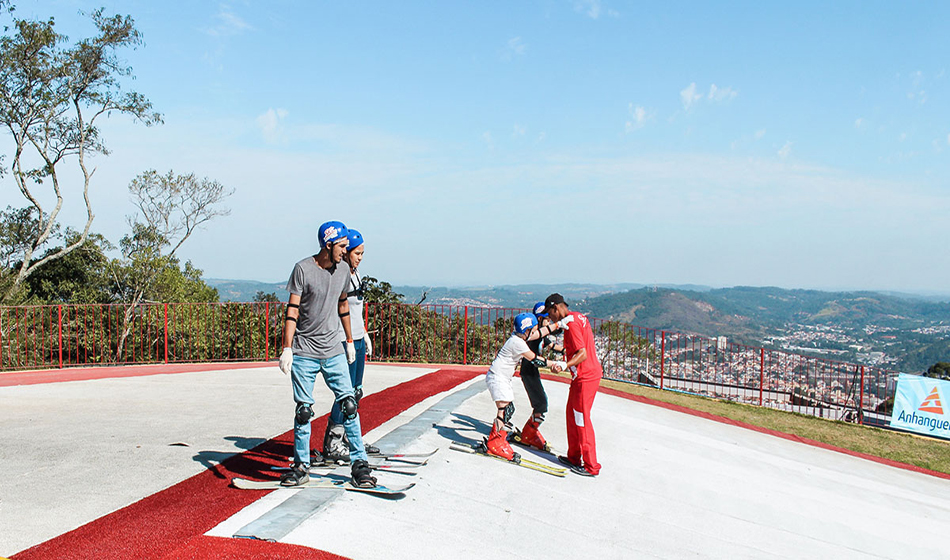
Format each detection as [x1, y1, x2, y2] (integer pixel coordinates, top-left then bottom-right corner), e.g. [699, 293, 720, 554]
[890, 373, 950, 440]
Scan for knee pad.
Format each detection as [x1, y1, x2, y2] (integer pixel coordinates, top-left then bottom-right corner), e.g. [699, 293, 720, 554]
[354, 386, 363, 403]
[340, 395, 358, 421]
[295, 402, 313, 425]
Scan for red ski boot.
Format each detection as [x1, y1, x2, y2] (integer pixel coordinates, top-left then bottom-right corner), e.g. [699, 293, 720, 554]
[485, 424, 517, 461]
[518, 418, 549, 451]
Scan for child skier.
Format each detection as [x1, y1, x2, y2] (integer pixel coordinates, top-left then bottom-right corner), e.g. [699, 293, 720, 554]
[483, 312, 568, 460]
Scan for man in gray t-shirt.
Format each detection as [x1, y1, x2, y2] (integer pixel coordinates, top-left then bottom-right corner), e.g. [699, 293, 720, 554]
[277, 220, 376, 489]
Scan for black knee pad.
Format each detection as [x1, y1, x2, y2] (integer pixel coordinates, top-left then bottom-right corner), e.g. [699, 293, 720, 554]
[295, 402, 313, 425]
[340, 395, 358, 421]
[497, 402, 515, 426]
[354, 386, 363, 403]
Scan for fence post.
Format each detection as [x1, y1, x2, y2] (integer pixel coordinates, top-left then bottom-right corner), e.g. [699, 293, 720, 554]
[264, 302, 270, 361]
[659, 331, 666, 390]
[463, 306, 468, 365]
[164, 303, 169, 364]
[858, 365, 865, 425]
[759, 348, 765, 406]
[58, 304, 63, 369]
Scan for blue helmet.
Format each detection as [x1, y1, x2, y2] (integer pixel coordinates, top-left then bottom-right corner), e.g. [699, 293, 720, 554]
[346, 229, 364, 251]
[514, 312, 538, 335]
[532, 301, 547, 318]
[318, 221, 348, 248]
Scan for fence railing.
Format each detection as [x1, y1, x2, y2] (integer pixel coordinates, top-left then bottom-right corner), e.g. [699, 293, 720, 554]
[0, 301, 898, 426]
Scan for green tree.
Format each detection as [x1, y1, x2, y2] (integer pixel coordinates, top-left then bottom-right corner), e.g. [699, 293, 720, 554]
[363, 276, 403, 304]
[0, 8, 161, 302]
[23, 230, 113, 303]
[925, 362, 950, 381]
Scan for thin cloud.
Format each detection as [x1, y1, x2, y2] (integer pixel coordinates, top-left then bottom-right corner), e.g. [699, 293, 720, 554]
[501, 37, 526, 61]
[855, 118, 864, 129]
[708, 84, 738, 102]
[778, 141, 793, 160]
[205, 5, 253, 37]
[256, 108, 288, 144]
[625, 103, 649, 132]
[680, 83, 702, 111]
[754, 129, 766, 140]
[512, 124, 526, 138]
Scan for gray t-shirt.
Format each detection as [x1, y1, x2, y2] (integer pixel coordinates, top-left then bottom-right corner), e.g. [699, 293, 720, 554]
[286, 256, 351, 359]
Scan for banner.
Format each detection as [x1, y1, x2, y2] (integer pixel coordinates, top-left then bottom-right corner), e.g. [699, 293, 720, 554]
[890, 373, 950, 440]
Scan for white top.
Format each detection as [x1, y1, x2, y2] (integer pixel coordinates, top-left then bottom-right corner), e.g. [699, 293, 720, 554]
[487, 334, 531, 378]
[336, 271, 366, 340]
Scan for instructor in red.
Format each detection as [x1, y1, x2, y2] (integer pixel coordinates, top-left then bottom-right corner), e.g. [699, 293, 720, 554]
[545, 293, 602, 476]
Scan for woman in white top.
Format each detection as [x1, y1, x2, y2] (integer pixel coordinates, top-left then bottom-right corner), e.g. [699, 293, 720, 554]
[322, 228, 380, 461]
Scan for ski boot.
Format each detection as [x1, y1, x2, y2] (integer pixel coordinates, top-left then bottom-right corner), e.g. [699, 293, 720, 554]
[351, 459, 377, 488]
[323, 422, 350, 464]
[518, 417, 550, 451]
[280, 462, 310, 487]
[485, 424, 519, 461]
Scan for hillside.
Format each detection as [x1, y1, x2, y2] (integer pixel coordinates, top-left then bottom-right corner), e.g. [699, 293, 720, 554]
[579, 287, 950, 372]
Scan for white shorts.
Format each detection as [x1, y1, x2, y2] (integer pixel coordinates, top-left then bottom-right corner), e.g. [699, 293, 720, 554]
[485, 370, 514, 402]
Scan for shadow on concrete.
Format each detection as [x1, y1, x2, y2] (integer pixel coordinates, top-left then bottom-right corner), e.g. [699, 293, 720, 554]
[434, 412, 490, 447]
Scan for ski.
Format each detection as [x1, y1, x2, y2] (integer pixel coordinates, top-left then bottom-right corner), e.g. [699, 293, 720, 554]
[231, 477, 414, 496]
[448, 442, 566, 477]
[368, 448, 438, 459]
[272, 463, 420, 476]
[510, 435, 593, 477]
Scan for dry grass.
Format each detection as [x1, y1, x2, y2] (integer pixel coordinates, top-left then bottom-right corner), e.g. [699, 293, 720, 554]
[552, 372, 950, 475]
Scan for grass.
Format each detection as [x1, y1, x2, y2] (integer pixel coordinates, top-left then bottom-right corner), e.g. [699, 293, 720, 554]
[551, 371, 950, 476]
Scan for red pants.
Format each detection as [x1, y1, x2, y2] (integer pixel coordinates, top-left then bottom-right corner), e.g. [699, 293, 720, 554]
[565, 376, 601, 475]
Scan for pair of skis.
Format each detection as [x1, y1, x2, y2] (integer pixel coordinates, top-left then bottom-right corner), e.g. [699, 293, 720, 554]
[231, 477, 414, 496]
[232, 448, 439, 496]
[449, 440, 567, 477]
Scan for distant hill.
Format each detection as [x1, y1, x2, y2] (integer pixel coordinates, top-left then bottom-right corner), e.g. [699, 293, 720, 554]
[205, 279, 287, 302]
[394, 283, 711, 309]
[578, 286, 950, 372]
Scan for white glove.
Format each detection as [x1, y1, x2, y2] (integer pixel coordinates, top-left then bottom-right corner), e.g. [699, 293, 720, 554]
[557, 315, 574, 330]
[279, 347, 293, 375]
[363, 333, 373, 357]
[552, 360, 567, 372]
[346, 340, 356, 364]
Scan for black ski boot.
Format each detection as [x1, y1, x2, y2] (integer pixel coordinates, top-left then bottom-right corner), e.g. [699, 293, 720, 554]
[323, 422, 350, 464]
[351, 459, 377, 488]
[280, 462, 309, 486]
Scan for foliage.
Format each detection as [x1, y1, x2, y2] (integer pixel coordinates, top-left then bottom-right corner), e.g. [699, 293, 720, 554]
[0, 8, 160, 302]
[362, 276, 403, 304]
[926, 362, 950, 381]
[23, 230, 113, 304]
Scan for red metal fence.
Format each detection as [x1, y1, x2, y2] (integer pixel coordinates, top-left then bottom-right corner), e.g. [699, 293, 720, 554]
[0, 301, 898, 426]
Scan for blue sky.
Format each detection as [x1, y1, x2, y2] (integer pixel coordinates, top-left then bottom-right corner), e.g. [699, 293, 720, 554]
[3, 1, 949, 293]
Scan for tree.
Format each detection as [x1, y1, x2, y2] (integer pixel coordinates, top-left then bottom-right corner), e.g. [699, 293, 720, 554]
[107, 170, 231, 360]
[0, 8, 161, 303]
[363, 276, 403, 304]
[22, 229, 113, 303]
[925, 362, 950, 381]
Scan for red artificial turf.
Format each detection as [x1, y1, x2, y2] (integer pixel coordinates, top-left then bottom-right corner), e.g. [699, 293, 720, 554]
[12, 367, 482, 560]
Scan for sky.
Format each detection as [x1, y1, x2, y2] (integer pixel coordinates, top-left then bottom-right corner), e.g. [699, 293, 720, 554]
[2, 1, 950, 293]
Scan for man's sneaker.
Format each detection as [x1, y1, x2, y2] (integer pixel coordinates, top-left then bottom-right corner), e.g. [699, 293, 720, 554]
[280, 463, 310, 486]
[557, 455, 596, 477]
[365, 443, 381, 455]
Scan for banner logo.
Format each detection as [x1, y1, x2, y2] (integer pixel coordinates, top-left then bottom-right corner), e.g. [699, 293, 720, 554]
[919, 387, 944, 415]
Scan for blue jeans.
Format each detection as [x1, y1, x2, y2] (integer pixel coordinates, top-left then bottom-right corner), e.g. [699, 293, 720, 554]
[330, 338, 366, 425]
[291, 353, 368, 466]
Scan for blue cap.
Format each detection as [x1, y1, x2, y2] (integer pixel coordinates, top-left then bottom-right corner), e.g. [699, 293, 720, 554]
[514, 312, 538, 335]
[346, 229, 364, 251]
[318, 221, 348, 248]
[532, 301, 547, 318]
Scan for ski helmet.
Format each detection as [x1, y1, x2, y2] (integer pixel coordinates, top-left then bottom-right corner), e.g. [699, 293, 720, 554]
[532, 301, 548, 318]
[318, 221, 348, 249]
[346, 229, 364, 251]
[514, 312, 538, 335]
